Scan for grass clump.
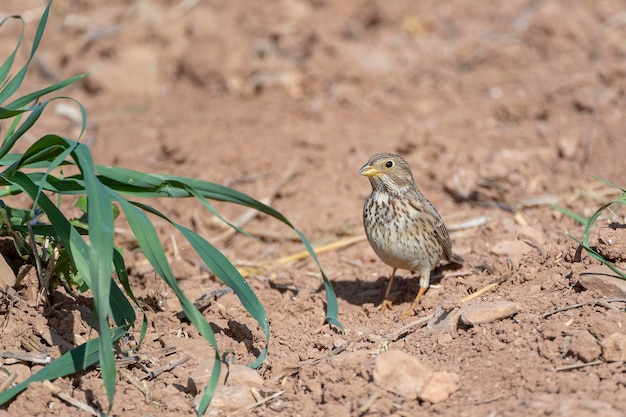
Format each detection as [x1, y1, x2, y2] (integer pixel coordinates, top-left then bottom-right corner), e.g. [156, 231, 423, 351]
[555, 177, 626, 280]
[0, 2, 341, 415]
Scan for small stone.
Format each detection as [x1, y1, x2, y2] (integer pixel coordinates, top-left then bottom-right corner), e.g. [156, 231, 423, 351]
[557, 137, 578, 159]
[0, 254, 16, 288]
[427, 307, 461, 333]
[602, 333, 626, 362]
[594, 227, 626, 262]
[569, 330, 601, 362]
[417, 371, 459, 404]
[195, 386, 257, 416]
[373, 350, 458, 404]
[578, 270, 626, 298]
[373, 350, 433, 399]
[460, 301, 520, 326]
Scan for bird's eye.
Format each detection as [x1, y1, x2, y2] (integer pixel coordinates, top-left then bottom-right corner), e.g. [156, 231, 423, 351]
[385, 161, 393, 168]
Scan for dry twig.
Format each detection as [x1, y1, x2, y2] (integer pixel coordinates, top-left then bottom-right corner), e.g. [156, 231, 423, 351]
[382, 314, 434, 342]
[43, 380, 106, 417]
[555, 360, 603, 372]
[139, 357, 190, 381]
[247, 390, 285, 410]
[541, 298, 626, 319]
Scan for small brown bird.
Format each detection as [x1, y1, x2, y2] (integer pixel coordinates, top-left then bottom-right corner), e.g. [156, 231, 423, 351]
[359, 153, 464, 319]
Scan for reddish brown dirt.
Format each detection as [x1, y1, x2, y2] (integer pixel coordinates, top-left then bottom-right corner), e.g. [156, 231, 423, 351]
[1, 0, 626, 416]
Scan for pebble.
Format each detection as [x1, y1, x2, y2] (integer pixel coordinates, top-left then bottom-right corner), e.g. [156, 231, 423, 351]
[197, 386, 257, 416]
[460, 301, 520, 326]
[602, 333, 626, 362]
[569, 330, 601, 362]
[418, 371, 459, 404]
[557, 136, 579, 159]
[0, 254, 16, 287]
[373, 350, 458, 403]
[427, 307, 461, 333]
[578, 270, 626, 297]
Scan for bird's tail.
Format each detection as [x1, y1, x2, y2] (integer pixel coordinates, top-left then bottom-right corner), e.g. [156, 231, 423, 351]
[449, 252, 464, 266]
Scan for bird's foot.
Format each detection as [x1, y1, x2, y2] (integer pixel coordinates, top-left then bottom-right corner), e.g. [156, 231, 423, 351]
[400, 305, 416, 320]
[378, 299, 393, 312]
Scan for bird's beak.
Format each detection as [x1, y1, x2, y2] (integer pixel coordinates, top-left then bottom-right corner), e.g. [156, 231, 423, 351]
[358, 164, 380, 177]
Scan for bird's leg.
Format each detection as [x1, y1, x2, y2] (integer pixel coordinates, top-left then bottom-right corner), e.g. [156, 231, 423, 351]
[401, 285, 427, 320]
[379, 268, 397, 311]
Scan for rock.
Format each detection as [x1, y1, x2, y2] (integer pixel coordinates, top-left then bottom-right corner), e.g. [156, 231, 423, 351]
[194, 385, 257, 416]
[417, 371, 459, 404]
[190, 362, 264, 416]
[427, 307, 461, 333]
[373, 350, 432, 399]
[602, 333, 626, 362]
[0, 254, 16, 288]
[490, 240, 532, 265]
[569, 330, 601, 362]
[373, 350, 458, 403]
[578, 270, 626, 297]
[557, 137, 579, 160]
[460, 301, 520, 326]
[593, 227, 626, 262]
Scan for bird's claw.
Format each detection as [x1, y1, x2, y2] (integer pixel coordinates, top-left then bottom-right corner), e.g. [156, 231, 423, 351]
[400, 306, 416, 320]
[378, 299, 393, 312]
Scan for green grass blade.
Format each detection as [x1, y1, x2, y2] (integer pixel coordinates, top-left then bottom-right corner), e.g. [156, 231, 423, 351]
[591, 175, 626, 193]
[6, 76, 87, 110]
[112, 194, 222, 413]
[582, 199, 619, 246]
[294, 228, 342, 330]
[0, 102, 46, 160]
[0, 326, 128, 406]
[0, 1, 52, 104]
[70, 142, 116, 408]
[113, 248, 147, 345]
[133, 200, 271, 366]
[570, 236, 626, 279]
[0, 107, 27, 119]
[552, 205, 588, 225]
[0, 15, 23, 87]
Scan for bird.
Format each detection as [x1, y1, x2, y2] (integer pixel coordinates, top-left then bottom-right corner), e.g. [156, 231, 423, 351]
[358, 152, 464, 319]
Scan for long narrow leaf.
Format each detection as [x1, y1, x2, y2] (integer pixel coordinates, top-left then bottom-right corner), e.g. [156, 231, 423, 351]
[0, 102, 46, 160]
[0, 15, 24, 87]
[6, 75, 88, 110]
[132, 201, 271, 366]
[71, 143, 116, 408]
[571, 236, 626, 279]
[112, 195, 222, 415]
[0, 326, 128, 406]
[0, 2, 52, 104]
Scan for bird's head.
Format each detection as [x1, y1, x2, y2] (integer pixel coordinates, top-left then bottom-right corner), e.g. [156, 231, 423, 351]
[358, 153, 416, 195]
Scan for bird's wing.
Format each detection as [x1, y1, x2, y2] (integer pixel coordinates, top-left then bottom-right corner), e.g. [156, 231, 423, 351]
[409, 196, 463, 265]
